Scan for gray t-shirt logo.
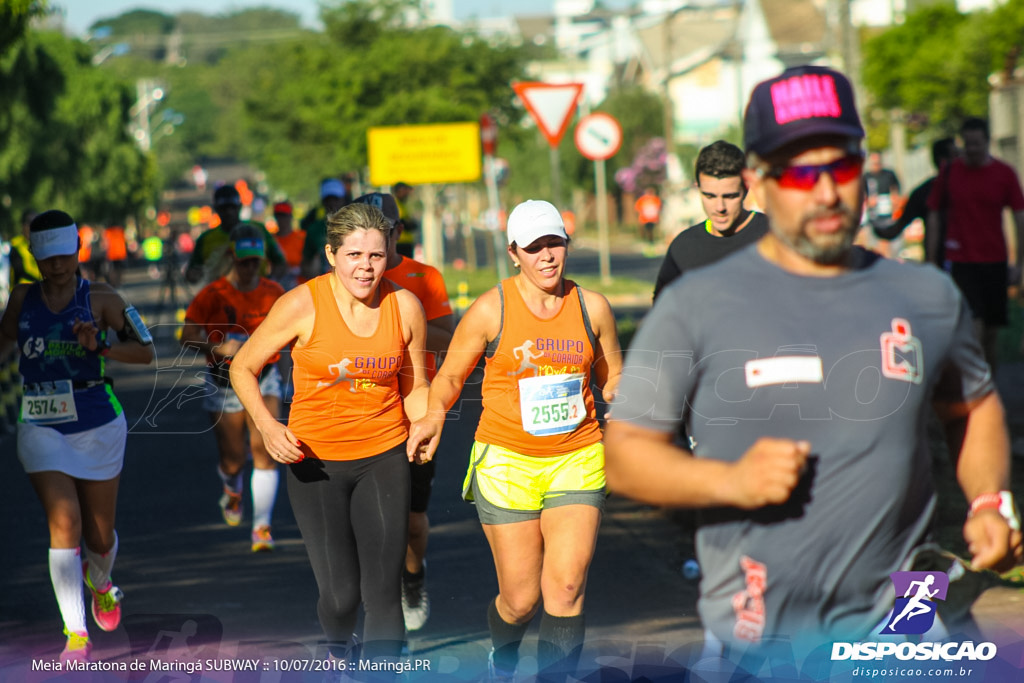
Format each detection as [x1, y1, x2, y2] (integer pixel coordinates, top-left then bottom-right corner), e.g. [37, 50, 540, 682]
[880, 318, 923, 384]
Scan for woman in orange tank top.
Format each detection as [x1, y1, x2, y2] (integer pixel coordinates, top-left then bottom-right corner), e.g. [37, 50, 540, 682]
[181, 224, 286, 553]
[408, 200, 622, 680]
[230, 203, 429, 665]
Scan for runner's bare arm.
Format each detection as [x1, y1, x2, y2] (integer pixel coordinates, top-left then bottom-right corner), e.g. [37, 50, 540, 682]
[582, 289, 622, 402]
[396, 289, 430, 426]
[0, 285, 28, 357]
[925, 209, 943, 265]
[84, 283, 154, 364]
[406, 288, 499, 460]
[936, 390, 1021, 571]
[230, 285, 313, 463]
[0, 284, 28, 341]
[180, 320, 239, 359]
[604, 420, 809, 509]
[1012, 210, 1024, 285]
[426, 313, 454, 360]
[422, 268, 454, 355]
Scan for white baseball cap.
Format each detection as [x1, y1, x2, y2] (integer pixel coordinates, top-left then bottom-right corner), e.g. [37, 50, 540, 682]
[506, 199, 568, 247]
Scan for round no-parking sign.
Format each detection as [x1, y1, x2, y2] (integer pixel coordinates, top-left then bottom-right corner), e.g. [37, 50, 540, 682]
[575, 113, 622, 161]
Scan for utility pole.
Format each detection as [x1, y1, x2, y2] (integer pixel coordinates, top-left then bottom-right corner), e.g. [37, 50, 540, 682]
[838, 0, 862, 102]
[130, 79, 164, 152]
[662, 10, 676, 156]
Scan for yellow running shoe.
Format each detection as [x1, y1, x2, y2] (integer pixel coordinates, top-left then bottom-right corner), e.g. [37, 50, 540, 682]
[60, 627, 92, 663]
[251, 525, 275, 552]
[219, 487, 243, 526]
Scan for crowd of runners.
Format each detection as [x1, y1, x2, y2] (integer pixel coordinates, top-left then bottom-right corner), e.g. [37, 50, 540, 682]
[2, 64, 1023, 682]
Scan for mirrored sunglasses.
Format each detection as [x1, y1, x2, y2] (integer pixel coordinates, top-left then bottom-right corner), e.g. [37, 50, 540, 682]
[765, 154, 864, 190]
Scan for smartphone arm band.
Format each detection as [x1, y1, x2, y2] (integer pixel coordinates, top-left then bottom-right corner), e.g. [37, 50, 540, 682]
[117, 305, 154, 345]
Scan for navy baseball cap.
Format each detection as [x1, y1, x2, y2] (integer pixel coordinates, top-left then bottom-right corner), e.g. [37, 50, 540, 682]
[353, 192, 399, 228]
[213, 185, 242, 206]
[744, 65, 864, 157]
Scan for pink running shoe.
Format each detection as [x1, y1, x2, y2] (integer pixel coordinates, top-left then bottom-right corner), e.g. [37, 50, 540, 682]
[83, 562, 124, 632]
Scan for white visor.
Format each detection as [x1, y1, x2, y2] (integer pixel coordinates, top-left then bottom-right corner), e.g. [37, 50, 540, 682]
[29, 224, 79, 260]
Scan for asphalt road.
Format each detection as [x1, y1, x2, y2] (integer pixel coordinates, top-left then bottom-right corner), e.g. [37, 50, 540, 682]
[0, 254, 712, 682]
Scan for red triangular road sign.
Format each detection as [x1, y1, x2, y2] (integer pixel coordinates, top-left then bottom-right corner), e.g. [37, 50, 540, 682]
[513, 81, 584, 148]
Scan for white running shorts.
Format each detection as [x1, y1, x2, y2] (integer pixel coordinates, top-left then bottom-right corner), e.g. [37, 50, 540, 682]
[17, 412, 127, 480]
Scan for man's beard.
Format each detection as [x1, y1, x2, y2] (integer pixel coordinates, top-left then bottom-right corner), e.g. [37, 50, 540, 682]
[774, 204, 858, 265]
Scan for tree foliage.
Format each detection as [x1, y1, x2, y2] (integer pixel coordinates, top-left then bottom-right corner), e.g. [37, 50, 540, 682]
[89, 9, 176, 36]
[593, 85, 665, 192]
[216, 0, 532, 200]
[0, 30, 154, 235]
[0, 0, 47, 59]
[0, 0, 680, 236]
[862, 2, 1024, 142]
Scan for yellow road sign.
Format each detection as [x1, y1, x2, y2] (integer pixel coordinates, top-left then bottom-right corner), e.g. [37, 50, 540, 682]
[368, 122, 481, 186]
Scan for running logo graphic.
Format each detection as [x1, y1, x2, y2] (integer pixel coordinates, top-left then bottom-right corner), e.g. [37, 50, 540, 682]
[883, 571, 948, 635]
[21, 336, 45, 359]
[507, 339, 543, 377]
[880, 318, 923, 384]
[319, 358, 357, 393]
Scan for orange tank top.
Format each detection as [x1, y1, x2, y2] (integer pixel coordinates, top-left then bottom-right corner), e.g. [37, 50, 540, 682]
[289, 275, 408, 460]
[105, 227, 128, 261]
[384, 257, 451, 379]
[475, 278, 601, 456]
[276, 230, 306, 268]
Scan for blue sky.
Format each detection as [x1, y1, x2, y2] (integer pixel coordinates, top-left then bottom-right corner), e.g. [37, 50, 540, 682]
[58, 1, 634, 36]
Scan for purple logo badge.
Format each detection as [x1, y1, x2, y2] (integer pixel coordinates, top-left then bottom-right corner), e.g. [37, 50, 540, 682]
[883, 571, 948, 635]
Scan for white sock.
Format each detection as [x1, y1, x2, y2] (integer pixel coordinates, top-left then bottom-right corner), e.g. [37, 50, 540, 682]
[49, 548, 87, 634]
[83, 531, 118, 589]
[218, 466, 242, 494]
[251, 467, 279, 529]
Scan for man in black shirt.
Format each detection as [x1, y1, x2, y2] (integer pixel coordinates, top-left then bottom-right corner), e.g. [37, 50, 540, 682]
[863, 151, 902, 233]
[653, 140, 768, 300]
[873, 137, 957, 265]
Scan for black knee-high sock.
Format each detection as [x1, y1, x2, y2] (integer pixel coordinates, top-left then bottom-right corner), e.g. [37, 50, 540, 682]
[488, 597, 530, 673]
[537, 611, 585, 679]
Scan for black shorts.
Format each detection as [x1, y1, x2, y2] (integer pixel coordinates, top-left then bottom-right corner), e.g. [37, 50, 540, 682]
[409, 458, 436, 513]
[950, 262, 1009, 326]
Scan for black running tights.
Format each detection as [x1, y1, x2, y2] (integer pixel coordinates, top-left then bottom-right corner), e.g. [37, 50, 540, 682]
[287, 445, 410, 658]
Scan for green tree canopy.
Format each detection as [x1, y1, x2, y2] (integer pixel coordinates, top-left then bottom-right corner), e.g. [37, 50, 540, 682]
[862, 2, 1024, 142]
[1, 0, 47, 59]
[0, 30, 155, 235]
[215, 0, 531, 201]
[89, 8, 176, 36]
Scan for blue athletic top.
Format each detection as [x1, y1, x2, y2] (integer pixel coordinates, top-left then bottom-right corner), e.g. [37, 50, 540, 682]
[17, 277, 122, 434]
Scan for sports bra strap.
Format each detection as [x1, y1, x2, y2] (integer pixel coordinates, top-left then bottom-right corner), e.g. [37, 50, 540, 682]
[484, 283, 503, 359]
[575, 282, 596, 353]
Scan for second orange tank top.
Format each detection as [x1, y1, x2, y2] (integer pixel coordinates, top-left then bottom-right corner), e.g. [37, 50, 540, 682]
[475, 278, 601, 456]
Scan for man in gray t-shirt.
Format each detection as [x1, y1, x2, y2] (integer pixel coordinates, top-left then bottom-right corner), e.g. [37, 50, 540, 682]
[605, 65, 1022, 652]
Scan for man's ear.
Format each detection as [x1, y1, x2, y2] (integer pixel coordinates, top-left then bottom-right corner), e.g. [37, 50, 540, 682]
[742, 168, 765, 210]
